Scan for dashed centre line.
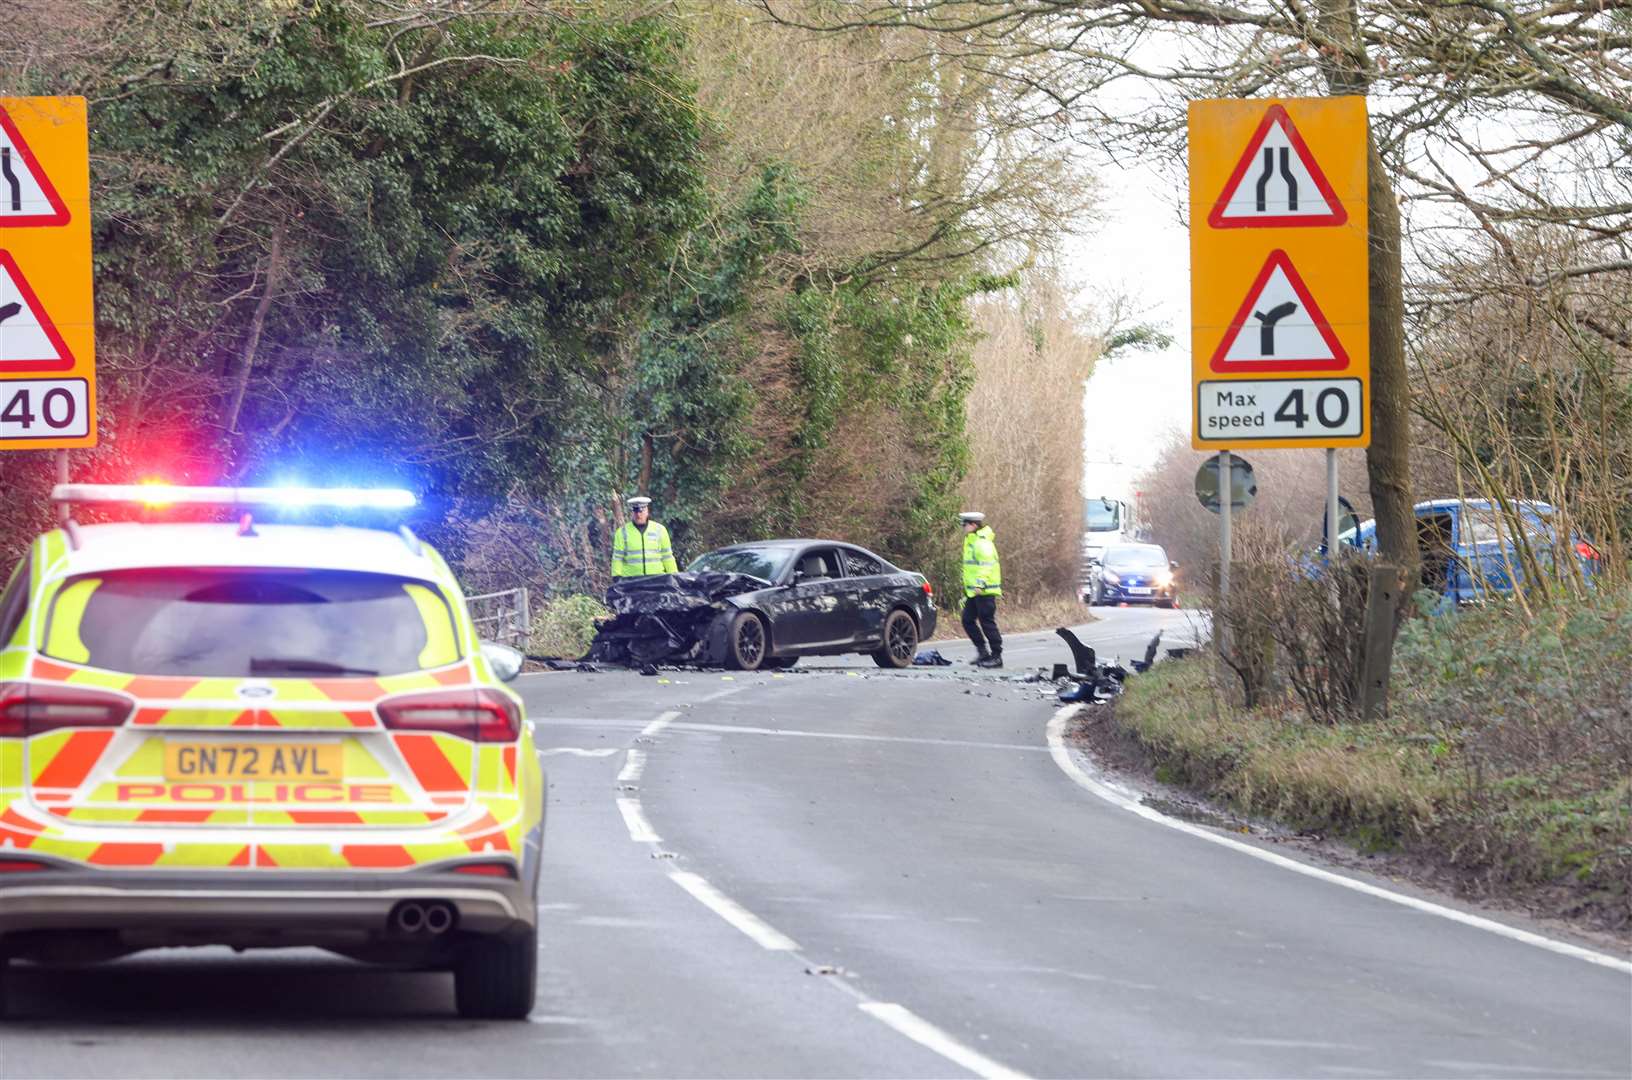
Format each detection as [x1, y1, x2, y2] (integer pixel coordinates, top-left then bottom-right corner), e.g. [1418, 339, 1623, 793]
[617, 748, 646, 784]
[666, 870, 800, 952]
[615, 797, 661, 843]
[859, 1002, 1030, 1080]
[640, 710, 680, 737]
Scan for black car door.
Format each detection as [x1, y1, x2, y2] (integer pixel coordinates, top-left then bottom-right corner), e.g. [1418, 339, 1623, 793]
[837, 546, 892, 647]
[778, 547, 849, 650]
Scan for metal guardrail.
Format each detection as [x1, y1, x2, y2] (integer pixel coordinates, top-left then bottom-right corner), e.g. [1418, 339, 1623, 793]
[466, 586, 530, 652]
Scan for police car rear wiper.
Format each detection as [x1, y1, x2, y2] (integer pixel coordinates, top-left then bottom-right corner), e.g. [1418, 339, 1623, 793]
[249, 657, 380, 676]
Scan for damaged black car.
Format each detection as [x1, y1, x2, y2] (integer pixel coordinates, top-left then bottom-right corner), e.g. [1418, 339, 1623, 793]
[587, 540, 938, 671]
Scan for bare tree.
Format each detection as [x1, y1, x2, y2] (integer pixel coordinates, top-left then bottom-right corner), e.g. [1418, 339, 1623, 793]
[759, 0, 1632, 584]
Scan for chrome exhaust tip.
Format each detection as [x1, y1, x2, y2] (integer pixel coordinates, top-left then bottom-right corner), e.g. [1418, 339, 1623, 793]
[390, 901, 426, 934]
[422, 902, 456, 935]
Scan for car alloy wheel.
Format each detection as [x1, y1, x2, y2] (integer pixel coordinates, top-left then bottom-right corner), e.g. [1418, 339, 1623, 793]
[872, 610, 918, 669]
[729, 612, 767, 671]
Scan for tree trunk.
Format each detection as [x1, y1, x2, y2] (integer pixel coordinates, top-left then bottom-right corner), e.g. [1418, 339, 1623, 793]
[1315, 0, 1416, 580]
[224, 226, 284, 436]
[1365, 136, 1417, 578]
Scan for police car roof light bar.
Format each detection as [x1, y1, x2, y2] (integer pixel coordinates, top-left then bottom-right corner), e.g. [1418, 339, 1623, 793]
[50, 483, 417, 510]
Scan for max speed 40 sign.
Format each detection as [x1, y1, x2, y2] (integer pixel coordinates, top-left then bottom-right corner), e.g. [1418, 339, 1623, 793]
[1189, 98, 1369, 450]
[0, 97, 96, 450]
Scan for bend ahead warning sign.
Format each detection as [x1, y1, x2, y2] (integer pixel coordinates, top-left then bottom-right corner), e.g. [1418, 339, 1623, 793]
[0, 97, 95, 450]
[1189, 97, 1368, 449]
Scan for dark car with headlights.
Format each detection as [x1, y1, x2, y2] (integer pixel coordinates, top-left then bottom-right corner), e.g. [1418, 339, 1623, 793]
[686, 540, 937, 670]
[1087, 543, 1178, 608]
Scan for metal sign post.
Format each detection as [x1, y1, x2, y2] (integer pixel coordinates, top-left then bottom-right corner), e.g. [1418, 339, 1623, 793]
[1325, 448, 1339, 557]
[1219, 449, 1233, 651]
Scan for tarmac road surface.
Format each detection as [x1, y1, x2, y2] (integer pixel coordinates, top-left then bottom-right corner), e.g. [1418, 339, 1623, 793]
[5, 606, 1629, 1079]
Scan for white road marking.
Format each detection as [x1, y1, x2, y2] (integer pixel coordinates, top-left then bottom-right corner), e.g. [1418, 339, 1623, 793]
[640, 710, 680, 737]
[858, 1002, 1030, 1080]
[539, 747, 620, 758]
[668, 721, 1046, 754]
[615, 797, 661, 843]
[666, 870, 799, 951]
[617, 748, 646, 784]
[1047, 707, 1632, 975]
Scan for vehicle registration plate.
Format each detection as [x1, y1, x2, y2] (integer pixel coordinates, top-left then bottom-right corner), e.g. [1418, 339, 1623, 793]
[163, 741, 342, 782]
[1127, 587, 1153, 596]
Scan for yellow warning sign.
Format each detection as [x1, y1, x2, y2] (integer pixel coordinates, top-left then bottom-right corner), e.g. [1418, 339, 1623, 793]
[1190, 97, 1368, 450]
[0, 97, 95, 450]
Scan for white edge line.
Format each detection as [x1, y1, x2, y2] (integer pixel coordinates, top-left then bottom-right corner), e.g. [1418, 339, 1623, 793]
[641, 710, 680, 737]
[1047, 706, 1632, 975]
[617, 748, 646, 784]
[615, 797, 661, 843]
[666, 870, 799, 951]
[858, 1002, 1030, 1080]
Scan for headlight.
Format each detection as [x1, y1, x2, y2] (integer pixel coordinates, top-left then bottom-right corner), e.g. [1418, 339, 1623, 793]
[1102, 569, 1120, 584]
[1156, 571, 1174, 588]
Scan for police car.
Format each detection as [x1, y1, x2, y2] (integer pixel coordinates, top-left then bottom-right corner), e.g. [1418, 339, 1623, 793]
[0, 484, 544, 1019]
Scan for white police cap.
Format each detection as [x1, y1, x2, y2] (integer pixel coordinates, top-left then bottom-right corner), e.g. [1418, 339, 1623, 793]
[627, 496, 653, 510]
[959, 511, 985, 524]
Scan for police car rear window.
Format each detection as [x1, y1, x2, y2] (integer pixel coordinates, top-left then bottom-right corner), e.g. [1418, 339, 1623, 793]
[43, 568, 460, 677]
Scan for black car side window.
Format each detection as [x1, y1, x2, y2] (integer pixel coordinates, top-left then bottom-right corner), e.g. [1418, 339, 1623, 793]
[841, 549, 883, 577]
[798, 550, 841, 580]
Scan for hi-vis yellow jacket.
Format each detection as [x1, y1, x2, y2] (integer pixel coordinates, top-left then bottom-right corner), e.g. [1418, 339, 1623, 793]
[611, 521, 678, 578]
[962, 525, 1003, 598]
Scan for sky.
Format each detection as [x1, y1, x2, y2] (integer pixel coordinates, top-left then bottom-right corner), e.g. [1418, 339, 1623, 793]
[1070, 155, 1193, 501]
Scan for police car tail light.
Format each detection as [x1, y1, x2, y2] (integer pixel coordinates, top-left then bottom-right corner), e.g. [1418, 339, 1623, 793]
[378, 689, 520, 743]
[0, 858, 49, 872]
[453, 861, 518, 879]
[0, 682, 134, 736]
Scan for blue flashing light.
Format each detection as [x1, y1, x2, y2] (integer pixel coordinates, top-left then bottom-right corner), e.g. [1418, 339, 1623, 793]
[52, 483, 418, 511]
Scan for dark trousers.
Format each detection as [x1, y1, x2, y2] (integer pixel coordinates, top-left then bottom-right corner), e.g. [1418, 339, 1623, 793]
[961, 595, 1002, 655]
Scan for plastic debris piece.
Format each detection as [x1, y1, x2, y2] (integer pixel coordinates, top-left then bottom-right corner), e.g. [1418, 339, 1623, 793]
[912, 649, 953, 666]
[639, 663, 659, 677]
[1054, 627, 1097, 676]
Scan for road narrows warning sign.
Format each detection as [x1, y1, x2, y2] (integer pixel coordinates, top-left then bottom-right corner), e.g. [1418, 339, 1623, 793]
[1207, 104, 1346, 229]
[1190, 96, 1368, 451]
[0, 250, 73, 370]
[1209, 249, 1348, 372]
[0, 96, 95, 450]
[0, 106, 71, 227]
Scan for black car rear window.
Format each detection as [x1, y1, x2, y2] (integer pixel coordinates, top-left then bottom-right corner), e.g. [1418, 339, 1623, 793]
[43, 568, 459, 677]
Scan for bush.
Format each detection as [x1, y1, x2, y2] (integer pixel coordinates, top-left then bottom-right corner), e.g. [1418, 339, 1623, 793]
[528, 594, 610, 660]
[1107, 586, 1632, 929]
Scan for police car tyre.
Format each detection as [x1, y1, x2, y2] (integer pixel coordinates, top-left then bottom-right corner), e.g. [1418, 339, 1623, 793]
[454, 925, 537, 1020]
[726, 612, 768, 671]
[871, 609, 918, 669]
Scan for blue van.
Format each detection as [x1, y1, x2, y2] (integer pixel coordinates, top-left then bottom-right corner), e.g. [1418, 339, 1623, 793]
[1340, 499, 1600, 606]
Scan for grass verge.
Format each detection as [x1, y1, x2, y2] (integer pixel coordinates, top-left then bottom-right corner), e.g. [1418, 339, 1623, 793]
[1105, 590, 1632, 935]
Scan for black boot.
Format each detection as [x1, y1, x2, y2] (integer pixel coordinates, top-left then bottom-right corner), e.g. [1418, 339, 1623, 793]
[968, 647, 990, 665]
[975, 652, 1003, 669]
